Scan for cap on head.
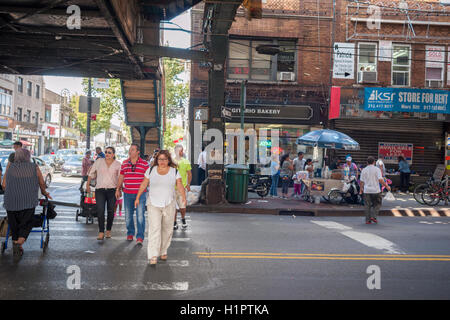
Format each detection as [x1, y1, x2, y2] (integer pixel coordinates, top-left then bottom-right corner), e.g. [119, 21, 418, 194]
[346, 156, 352, 162]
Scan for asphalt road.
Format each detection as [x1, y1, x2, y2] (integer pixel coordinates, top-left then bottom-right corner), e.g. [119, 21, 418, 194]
[1, 196, 450, 299]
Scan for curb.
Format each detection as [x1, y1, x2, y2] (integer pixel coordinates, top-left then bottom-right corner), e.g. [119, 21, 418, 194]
[187, 205, 450, 217]
[52, 201, 450, 217]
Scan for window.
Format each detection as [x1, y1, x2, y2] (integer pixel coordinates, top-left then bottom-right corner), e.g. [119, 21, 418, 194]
[64, 115, 70, 127]
[17, 108, 22, 122]
[18, 77, 23, 93]
[36, 85, 40, 99]
[425, 46, 445, 88]
[26, 110, 31, 122]
[358, 43, 377, 72]
[228, 39, 296, 82]
[45, 109, 51, 122]
[35, 112, 39, 126]
[392, 44, 410, 86]
[27, 81, 32, 96]
[0, 88, 12, 116]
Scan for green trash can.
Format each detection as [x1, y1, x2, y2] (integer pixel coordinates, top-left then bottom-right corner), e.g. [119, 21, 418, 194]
[225, 164, 249, 203]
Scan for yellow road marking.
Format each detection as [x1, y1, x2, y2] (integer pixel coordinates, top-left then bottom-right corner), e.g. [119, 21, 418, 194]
[194, 252, 450, 258]
[196, 255, 450, 262]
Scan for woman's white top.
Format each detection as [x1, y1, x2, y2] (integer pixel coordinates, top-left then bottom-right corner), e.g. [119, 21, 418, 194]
[145, 166, 181, 208]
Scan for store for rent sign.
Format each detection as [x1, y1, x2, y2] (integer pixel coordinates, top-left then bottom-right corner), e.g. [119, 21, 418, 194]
[378, 142, 413, 164]
[365, 87, 449, 114]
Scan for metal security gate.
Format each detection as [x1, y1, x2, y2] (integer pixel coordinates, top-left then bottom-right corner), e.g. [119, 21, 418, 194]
[331, 119, 445, 175]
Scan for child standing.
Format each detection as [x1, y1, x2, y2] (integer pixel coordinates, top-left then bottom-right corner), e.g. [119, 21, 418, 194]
[114, 196, 123, 217]
[292, 172, 302, 199]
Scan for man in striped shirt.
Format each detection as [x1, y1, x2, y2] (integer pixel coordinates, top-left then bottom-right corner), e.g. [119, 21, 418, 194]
[116, 144, 149, 244]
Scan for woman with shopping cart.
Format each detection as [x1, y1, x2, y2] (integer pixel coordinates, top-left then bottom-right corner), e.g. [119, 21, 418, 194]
[2, 148, 52, 257]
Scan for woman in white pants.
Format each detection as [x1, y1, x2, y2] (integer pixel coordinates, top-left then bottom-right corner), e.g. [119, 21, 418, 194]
[135, 150, 186, 265]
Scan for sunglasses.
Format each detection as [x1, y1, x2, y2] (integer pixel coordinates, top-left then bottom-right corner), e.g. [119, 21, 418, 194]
[105, 151, 114, 154]
[128, 161, 136, 172]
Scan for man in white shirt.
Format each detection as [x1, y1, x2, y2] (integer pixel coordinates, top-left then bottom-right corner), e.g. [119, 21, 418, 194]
[360, 156, 391, 224]
[197, 146, 207, 185]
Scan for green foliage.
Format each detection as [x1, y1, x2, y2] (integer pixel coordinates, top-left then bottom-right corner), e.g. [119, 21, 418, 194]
[70, 78, 123, 137]
[163, 121, 184, 150]
[163, 58, 189, 119]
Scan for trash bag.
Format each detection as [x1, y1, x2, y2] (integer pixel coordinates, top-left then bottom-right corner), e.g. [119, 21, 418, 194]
[383, 191, 395, 201]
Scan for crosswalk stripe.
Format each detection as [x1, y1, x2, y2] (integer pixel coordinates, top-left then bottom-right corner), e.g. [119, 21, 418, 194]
[311, 220, 405, 255]
[5, 258, 190, 267]
[0, 281, 189, 291]
[25, 235, 191, 241]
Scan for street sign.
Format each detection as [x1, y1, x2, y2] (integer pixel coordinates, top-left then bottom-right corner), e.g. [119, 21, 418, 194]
[93, 78, 109, 89]
[221, 106, 232, 120]
[333, 42, 355, 79]
[193, 107, 209, 122]
[79, 96, 101, 114]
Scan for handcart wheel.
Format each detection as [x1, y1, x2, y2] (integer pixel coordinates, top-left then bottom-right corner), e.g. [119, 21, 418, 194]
[1, 242, 6, 254]
[89, 217, 94, 224]
[76, 210, 79, 222]
[43, 234, 49, 252]
[86, 216, 89, 224]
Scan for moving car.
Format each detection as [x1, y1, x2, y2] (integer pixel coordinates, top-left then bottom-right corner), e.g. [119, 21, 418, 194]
[61, 155, 83, 177]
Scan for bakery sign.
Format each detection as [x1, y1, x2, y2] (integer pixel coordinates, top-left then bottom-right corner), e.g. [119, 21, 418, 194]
[227, 105, 313, 120]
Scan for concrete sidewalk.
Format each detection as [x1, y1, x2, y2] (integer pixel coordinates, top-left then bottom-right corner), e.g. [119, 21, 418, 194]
[187, 192, 450, 217]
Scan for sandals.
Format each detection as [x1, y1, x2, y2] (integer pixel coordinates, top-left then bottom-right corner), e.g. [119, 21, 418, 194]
[97, 233, 105, 240]
[13, 243, 23, 257]
[149, 257, 158, 265]
[105, 231, 112, 238]
[160, 255, 168, 261]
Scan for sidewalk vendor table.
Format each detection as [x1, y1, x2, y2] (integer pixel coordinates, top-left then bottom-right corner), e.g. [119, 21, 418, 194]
[302, 178, 345, 197]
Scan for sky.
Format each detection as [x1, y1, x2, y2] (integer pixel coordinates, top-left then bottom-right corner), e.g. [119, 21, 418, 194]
[43, 11, 191, 94]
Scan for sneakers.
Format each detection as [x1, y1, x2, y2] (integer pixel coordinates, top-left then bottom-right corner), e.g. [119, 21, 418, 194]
[136, 238, 143, 245]
[173, 222, 178, 230]
[371, 218, 378, 224]
[127, 235, 133, 241]
[119, 211, 122, 217]
[181, 219, 188, 230]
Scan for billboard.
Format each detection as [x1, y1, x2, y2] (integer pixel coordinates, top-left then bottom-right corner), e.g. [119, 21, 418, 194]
[378, 142, 413, 164]
[364, 87, 449, 114]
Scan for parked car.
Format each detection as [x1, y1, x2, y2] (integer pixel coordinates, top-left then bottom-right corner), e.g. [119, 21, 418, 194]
[56, 149, 82, 158]
[61, 155, 83, 177]
[0, 155, 53, 187]
[32, 157, 53, 188]
[39, 154, 57, 172]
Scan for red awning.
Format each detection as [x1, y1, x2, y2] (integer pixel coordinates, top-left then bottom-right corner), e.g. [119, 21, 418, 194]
[20, 140, 33, 146]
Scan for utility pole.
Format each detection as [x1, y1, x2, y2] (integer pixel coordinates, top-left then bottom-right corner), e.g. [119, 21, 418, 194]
[86, 78, 92, 150]
[239, 80, 246, 165]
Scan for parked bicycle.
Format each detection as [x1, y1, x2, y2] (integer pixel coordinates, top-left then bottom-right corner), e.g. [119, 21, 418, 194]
[413, 172, 436, 205]
[421, 175, 449, 206]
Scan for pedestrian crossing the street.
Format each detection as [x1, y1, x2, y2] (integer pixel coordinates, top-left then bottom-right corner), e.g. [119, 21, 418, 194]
[0, 207, 193, 294]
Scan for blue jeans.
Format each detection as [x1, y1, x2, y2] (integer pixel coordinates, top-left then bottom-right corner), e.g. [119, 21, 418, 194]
[123, 192, 147, 240]
[270, 173, 279, 196]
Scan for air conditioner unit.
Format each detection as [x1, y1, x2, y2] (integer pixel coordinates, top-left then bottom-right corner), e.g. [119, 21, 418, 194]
[426, 80, 442, 88]
[358, 71, 377, 83]
[279, 72, 295, 81]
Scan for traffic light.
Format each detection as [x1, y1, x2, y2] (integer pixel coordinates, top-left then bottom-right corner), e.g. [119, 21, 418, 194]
[243, 0, 262, 20]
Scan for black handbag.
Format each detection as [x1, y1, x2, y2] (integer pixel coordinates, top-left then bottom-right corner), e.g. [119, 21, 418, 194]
[46, 202, 57, 219]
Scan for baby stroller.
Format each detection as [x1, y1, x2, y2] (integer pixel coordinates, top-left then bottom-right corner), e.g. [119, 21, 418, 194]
[1, 196, 56, 254]
[76, 180, 97, 224]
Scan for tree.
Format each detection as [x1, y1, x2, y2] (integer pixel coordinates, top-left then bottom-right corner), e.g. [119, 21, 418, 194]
[70, 78, 123, 137]
[163, 58, 189, 119]
[163, 121, 185, 150]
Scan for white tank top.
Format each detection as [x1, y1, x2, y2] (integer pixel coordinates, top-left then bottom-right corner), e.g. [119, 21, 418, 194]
[145, 167, 181, 208]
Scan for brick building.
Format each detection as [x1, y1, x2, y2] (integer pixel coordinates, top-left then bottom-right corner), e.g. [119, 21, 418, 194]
[189, 0, 450, 182]
[329, 0, 450, 179]
[189, 0, 334, 180]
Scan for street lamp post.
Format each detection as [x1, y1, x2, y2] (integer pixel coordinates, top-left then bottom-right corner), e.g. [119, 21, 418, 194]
[59, 88, 70, 150]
